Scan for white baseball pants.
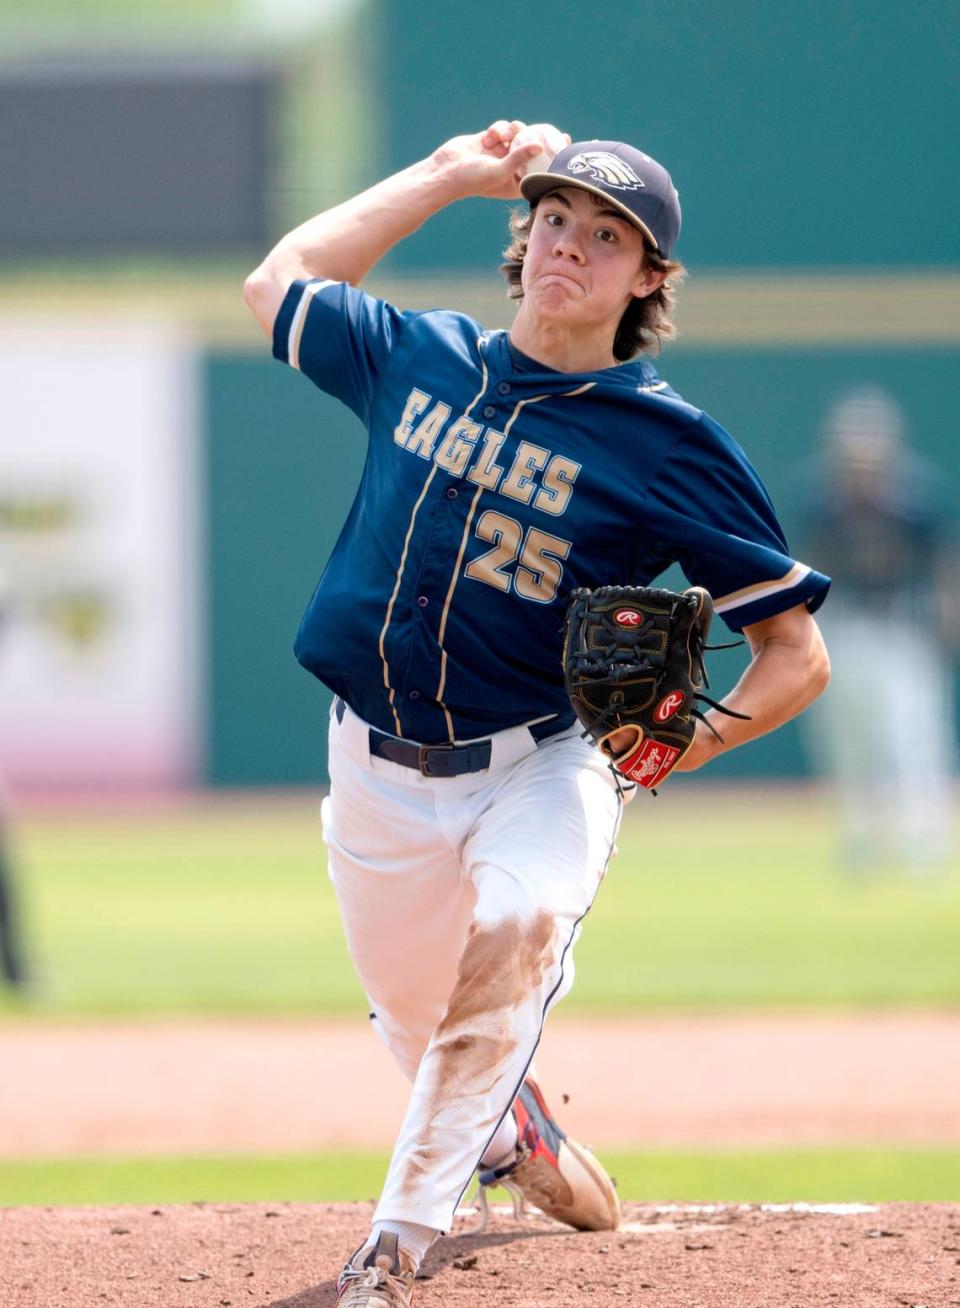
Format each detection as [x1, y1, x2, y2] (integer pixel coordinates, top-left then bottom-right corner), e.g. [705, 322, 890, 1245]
[805, 608, 957, 868]
[321, 700, 623, 1232]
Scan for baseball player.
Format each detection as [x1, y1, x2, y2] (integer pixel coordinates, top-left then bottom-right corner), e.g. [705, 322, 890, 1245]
[0, 574, 28, 993]
[244, 121, 831, 1306]
[797, 386, 958, 871]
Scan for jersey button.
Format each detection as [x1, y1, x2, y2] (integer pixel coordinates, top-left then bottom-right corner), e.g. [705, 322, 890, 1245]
[408, 688, 420, 700]
[497, 381, 511, 396]
[482, 405, 496, 419]
[445, 486, 459, 500]
[416, 595, 429, 608]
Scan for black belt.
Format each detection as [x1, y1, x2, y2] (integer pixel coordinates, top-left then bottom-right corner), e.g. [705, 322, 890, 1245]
[333, 698, 571, 778]
[370, 731, 492, 778]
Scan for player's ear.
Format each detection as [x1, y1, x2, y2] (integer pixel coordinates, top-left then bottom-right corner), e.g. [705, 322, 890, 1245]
[630, 258, 667, 300]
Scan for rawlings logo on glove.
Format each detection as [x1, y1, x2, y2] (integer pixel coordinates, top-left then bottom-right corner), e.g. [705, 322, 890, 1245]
[561, 584, 749, 792]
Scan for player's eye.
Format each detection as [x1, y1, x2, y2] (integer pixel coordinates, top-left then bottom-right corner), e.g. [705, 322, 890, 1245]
[544, 211, 564, 227]
[596, 228, 617, 243]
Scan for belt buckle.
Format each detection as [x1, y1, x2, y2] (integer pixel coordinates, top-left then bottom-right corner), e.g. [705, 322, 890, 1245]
[418, 742, 456, 777]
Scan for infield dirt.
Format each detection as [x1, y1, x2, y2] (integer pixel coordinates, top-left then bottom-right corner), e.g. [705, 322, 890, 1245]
[3, 1013, 960, 1156]
[3, 1015, 959, 1305]
[3, 1199, 959, 1307]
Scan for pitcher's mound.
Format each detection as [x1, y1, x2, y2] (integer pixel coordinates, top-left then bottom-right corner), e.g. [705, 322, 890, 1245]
[2, 1199, 957, 1307]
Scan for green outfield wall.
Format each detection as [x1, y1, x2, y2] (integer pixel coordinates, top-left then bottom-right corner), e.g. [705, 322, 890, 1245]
[204, 355, 364, 785]
[375, 0, 957, 273]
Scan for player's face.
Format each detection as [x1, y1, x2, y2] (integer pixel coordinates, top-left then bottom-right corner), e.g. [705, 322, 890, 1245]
[521, 188, 664, 334]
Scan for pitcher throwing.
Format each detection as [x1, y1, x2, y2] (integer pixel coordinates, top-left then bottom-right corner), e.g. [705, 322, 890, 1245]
[244, 120, 831, 1305]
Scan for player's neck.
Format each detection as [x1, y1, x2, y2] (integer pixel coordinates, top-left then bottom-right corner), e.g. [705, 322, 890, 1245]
[509, 311, 618, 374]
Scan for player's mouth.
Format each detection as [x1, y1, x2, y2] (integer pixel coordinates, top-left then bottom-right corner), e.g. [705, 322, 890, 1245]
[537, 270, 586, 293]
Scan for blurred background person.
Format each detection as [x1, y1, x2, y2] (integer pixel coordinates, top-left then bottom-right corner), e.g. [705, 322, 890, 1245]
[796, 386, 959, 874]
[0, 823, 28, 993]
[0, 570, 29, 992]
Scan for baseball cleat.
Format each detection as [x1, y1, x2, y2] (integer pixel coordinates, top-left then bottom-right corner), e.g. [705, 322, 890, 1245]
[336, 1231, 416, 1308]
[477, 1075, 620, 1231]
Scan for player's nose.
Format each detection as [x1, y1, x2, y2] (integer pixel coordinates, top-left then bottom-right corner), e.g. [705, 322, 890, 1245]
[551, 224, 587, 261]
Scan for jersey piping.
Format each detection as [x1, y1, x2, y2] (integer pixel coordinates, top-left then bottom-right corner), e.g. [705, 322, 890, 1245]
[287, 279, 335, 370]
[713, 562, 813, 615]
[377, 465, 440, 734]
[434, 380, 597, 742]
[436, 479, 486, 740]
[377, 338, 490, 737]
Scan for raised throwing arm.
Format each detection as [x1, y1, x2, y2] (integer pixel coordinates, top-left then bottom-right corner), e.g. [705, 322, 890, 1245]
[243, 120, 569, 338]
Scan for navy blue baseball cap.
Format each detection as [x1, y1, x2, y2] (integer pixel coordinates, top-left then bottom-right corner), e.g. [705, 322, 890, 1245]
[520, 140, 681, 258]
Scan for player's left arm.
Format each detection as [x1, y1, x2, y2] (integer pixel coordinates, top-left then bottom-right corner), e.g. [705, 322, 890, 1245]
[674, 602, 830, 771]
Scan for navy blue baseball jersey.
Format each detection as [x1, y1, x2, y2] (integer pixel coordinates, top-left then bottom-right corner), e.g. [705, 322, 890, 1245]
[273, 278, 830, 744]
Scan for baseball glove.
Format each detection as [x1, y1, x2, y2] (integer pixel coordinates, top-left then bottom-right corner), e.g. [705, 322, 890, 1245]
[562, 584, 748, 792]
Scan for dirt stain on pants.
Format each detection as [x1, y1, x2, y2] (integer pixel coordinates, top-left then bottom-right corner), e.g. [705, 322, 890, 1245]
[390, 911, 556, 1202]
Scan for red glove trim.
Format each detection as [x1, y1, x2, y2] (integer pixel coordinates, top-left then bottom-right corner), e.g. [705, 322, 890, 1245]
[617, 736, 682, 789]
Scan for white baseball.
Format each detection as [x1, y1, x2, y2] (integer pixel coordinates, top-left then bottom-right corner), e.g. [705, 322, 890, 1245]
[517, 148, 555, 179]
[512, 123, 569, 180]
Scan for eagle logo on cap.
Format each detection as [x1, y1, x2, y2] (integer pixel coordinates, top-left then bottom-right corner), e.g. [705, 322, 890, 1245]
[567, 151, 645, 191]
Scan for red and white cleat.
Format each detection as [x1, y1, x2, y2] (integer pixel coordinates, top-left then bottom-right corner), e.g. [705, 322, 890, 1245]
[476, 1075, 620, 1231]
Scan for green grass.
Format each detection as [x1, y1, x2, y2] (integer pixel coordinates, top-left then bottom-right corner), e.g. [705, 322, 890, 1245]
[2, 791, 958, 1017]
[574, 795, 960, 1010]
[0, 1148, 955, 1208]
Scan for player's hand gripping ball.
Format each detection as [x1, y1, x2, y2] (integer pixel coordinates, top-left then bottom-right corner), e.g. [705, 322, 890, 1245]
[433, 121, 570, 202]
[562, 585, 748, 792]
[511, 123, 571, 181]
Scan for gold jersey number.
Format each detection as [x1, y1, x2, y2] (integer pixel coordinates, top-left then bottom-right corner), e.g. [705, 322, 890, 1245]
[464, 510, 572, 604]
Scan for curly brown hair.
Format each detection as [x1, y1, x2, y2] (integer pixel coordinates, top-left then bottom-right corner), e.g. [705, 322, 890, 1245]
[500, 197, 686, 361]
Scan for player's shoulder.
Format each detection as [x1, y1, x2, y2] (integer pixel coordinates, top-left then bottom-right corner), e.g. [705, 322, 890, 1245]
[619, 365, 761, 476]
[384, 302, 491, 368]
[292, 278, 485, 342]
[397, 303, 487, 343]
[603, 359, 708, 432]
